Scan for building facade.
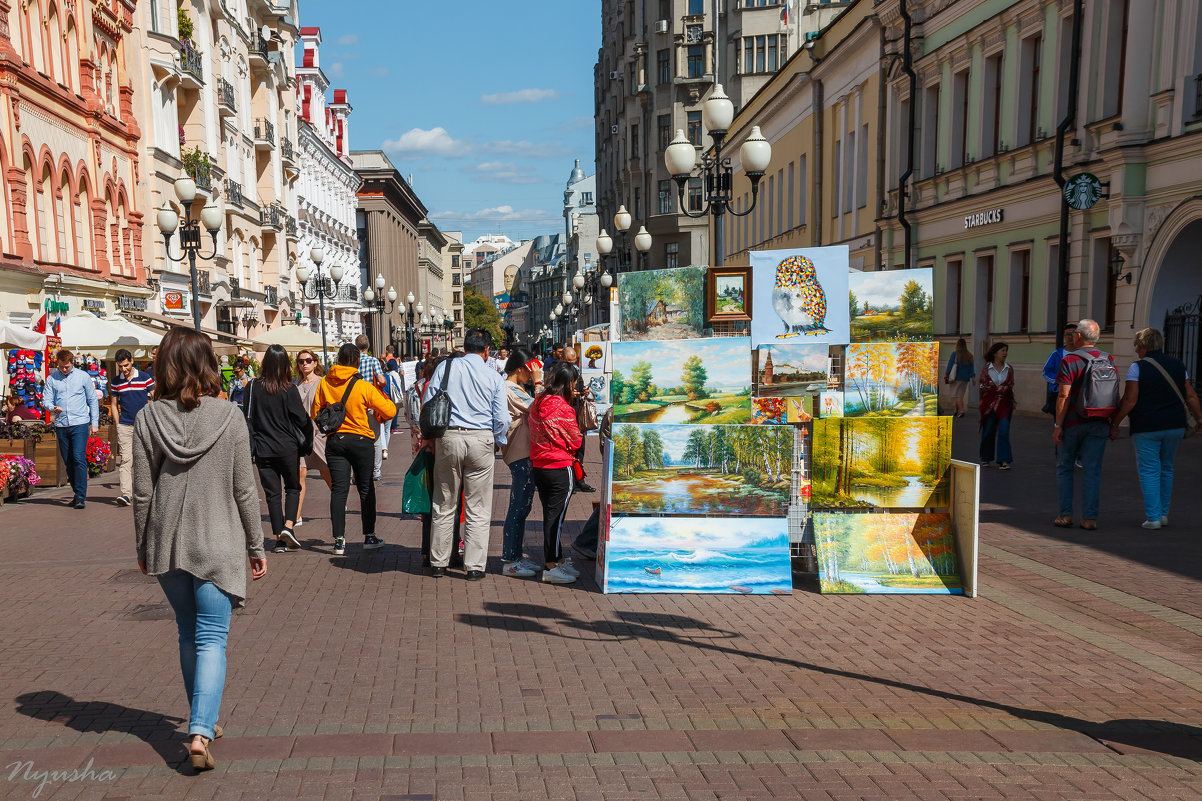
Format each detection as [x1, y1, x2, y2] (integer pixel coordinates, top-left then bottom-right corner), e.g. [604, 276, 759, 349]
[441, 229, 464, 349]
[528, 233, 569, 346]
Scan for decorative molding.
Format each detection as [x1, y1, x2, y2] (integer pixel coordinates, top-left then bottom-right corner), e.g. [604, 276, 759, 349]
[1144, 203, 1174, 246]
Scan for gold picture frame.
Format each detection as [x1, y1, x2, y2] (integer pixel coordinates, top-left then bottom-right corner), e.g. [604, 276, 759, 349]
[706, 265, 752, 323]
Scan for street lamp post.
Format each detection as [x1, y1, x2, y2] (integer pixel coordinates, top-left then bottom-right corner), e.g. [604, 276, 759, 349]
[665, 84, 772, 266]
[400, 292, 424, 359]
[295, 246, 344, 367]
[595, 204, 652, 277]
[361, 273, 397, 355]
[156, 177, 224, 331]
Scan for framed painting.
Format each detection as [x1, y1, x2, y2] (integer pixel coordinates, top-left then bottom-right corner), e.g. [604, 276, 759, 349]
[751, 397, 788, 425]
[618, 265, 708, 341]
[811, 417, 952, 509]
[755, 343, 830, 398]
[750, 246, 850, 346]
[706, 265, 752, 323]
[814, 512, 962, 594]
[844, 342, 939, 417]
[848, 268, 934, 343]
[611, 337, 752, 424]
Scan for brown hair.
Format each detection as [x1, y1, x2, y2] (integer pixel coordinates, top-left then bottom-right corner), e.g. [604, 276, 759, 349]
[295, 349, 325, 378]
[954, 338, 972, 365]
[154, 327, 222, 410]
[984, 341, 1009, 364]
[56, 349, 74, 365]
[1133, 327, 1164, 352]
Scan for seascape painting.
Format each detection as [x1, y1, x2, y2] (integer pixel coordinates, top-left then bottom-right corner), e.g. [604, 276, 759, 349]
[612, 337, 752, 424]
[814, 512, 962, 594]
[751, 397, 788, 425]
[750, 247, 850, 346]
[611, 423, 793, 516]
[619, 266, 708, 341]
[603, 516, 793, 595]
[848, 268, 934, 342]
[756, 343, 830, 398]
[812, 417, 952, 509]
[844, 343, 939, 417]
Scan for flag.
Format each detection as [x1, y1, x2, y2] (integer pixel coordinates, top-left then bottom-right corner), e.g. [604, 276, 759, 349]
[52, 314, 61, 336]
[32, 312, 46, 333]
[780, 5, 788, 27]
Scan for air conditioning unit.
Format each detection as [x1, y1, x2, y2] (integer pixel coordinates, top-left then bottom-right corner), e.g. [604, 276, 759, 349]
[609, 70, 620, 79]
[611, 124, 619, 134]
[654, 20, 669, 33]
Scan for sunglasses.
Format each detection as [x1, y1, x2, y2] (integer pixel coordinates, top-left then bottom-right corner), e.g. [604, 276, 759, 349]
[296, 357, 314, 364]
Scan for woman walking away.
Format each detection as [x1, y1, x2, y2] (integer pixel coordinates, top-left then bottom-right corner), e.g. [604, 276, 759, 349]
[529, 361, 584, 584]
[944, 338, 975, 418]
[311, 343, 396, 555]
[1109, 327, 1202, 529]
[500, 347, 544, 578]
[248, 345, 313, 553]
[133, 327, 266, 773]
[978, 342, 1016, 469]
[294, 349, 331, 527]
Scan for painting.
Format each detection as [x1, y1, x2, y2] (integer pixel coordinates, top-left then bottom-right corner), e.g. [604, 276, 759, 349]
[814, 512, 962, 594]
[811, 417, 952, 509]
[751, 397, 788, 425]
[618, 265, 708, 341]
[750, 246, 850, 346]
[820, 391, 844, 418]
[611, 423, 793, 516]
[849, 268, 934, 342]
[786, 396, 815, 424]
[612, 337, 752, 424]
[755, 343, 829, 398]
[580, 342, 610, 372]
[844, 342, 939, 417]
[602, 516, 792, 594]
[706, 265, 752, 323]
[584, 373, 611, 406]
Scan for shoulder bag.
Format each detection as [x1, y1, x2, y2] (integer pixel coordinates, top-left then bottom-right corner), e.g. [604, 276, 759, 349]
[419, 355, 459, 440]
[245, 379, 257, 461]
[1143, 357, 1197, 438]
[314, 376, 360, 435]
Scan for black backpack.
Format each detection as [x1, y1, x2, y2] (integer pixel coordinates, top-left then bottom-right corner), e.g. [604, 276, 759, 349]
[314, 375, 359, 435]
[419, 355, 459, 440]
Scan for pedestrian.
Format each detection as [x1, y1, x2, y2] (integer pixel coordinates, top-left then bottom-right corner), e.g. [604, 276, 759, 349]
[1108, 327, 1202, 530]
[500, 347, 544, 578]
[384, 345, 398, 373]
[1041, 325, 1077, 414]
[383, 359, 406, 448]
[410, 356, 463, 569]
[226, 359, 250, 412]
[246, 345, 313, 554]
[145, 346, 159, 377]
[423, 329, 508, 580]
[311, 343, 396, 555]
[109, 348, 155, 507]
[494, 347, 510, 375]
[293, 348, 331, 528]
[4, 394, 42, 423]
[355, 334, 388, 480]
[943, 338, 974, 418]
[45, 349, 98, 509]
[546, 342, 564, 368]
[978, 341, 1015, 469]
[132, 326, 266, 773]
[559, 345, 597, 493]
[1052, 318, 1116, 530]
[529, 361, 585, 585]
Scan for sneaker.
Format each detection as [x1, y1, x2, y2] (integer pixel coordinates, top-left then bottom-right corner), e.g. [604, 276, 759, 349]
[116, 494, 131, 507]
[333, 537, 346, 555]
[518, 558, 544, 573]
[1074, 459, 1084, 469]
[382, 449, 389, 460]
[502, 561, 536, 578]
[541, 564, 577, 584]
[1160, 516, 1170, 527]
[1140, 519, 1162, 530]
[280, 529, 301, 550]
[559, 558, 581, 578]
[295, 517, 304, 527]
[273, 540, 288, 553]
[980, 461, 993, 468]
[363, 535, 385, 550]
[573, 543, 597, 559]
[373, 473, 383, 482]
[998, 462, 1011, 471]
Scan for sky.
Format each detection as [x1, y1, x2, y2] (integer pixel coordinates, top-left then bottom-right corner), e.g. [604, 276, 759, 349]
[298, 0, 598, 242]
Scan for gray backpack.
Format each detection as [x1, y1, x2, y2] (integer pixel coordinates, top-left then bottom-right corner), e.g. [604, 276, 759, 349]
[1071, 349, 1119, 420]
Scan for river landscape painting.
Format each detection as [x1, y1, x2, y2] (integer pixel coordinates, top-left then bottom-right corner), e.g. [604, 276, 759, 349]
[814, 512, 962, 594]
[848, 268, 934, 342]
[844, 342, 939, 417]
[611, 423, 793, 516]
[755, 343, 830, 398]
[618, 266, 708, 341]
[612, 337, 752, 424]
[812, 417, 952, 508]
[603, 516, 792, 594]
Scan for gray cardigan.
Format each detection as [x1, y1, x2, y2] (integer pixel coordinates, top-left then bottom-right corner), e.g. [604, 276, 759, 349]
[133, 396, 265, 606]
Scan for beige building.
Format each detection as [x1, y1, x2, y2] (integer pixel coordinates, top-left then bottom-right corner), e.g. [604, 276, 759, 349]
[441, 230, 464, 349]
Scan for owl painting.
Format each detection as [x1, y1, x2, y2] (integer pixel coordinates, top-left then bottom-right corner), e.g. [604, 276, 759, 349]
[771, 255, 829, 338]
[751, 246, 851, 347]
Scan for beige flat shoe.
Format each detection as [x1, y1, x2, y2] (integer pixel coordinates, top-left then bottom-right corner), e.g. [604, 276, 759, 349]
[214, 723, 223, 740]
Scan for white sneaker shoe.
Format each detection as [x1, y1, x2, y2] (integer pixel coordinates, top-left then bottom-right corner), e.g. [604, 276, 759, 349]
[502, 561, 537, 578]
[559, 558, 581, 578]
[541, 564, 577, 584]
[1141, 519, 1162, 530]
[518, 558, 543, 573]
[1160, 516, 1169, 527]
[295, 517, 304, 527]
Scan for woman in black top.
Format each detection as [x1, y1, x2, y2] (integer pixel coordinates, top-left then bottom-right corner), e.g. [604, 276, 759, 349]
[247, 345, 314, 552]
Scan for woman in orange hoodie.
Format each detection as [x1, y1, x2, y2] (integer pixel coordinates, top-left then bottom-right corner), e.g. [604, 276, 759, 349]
[311, 343, 397, 555]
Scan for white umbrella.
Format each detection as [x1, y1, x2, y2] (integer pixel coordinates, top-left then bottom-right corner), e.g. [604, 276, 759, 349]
[0, 321, 46, 350]
[57, 311, 161, 358]
[250, 325, 325, 350]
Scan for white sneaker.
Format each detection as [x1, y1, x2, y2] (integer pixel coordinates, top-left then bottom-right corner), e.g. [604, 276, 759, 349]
[502, 561, 536, 578]
[541, 564, 577, 584]
[1141, 519, 1162, 530]
[295, 517, 304, 527]
[518, 558, 543, 573]
[559, 558, 581, 578]
[1160, 516, 1169, 527]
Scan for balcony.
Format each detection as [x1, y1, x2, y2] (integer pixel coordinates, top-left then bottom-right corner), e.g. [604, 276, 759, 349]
[249, 30, 270, 67]
[259, 203, 282, 230]
[182, 149, 213, 194]
[264, 285, 278, 307]
[224, 179, 243, 206]
[280, 136, 295, 163]
[180, 44, 203, 89]
[197, 271, 212, 297]
[253, 118, 275, 149]
[219, 78, 236, 116]
[286, 215, 298, 238]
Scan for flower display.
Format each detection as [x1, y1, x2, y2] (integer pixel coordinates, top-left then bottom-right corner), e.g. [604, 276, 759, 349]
[86, 437, 111, 478]
[0, 455, 41, 491]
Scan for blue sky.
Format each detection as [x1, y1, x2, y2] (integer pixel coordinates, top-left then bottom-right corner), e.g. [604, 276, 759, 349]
[298, 0, 597, 241]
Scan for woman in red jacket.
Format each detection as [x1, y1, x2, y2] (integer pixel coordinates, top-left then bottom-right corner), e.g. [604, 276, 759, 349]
[979, 341, 1016, 469]
[529, 362, 584, 584]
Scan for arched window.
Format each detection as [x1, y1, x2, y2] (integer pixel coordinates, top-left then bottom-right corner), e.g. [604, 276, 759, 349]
[39, 162, 55, 261]
[26, 1, 45, 74]
[116, 193, 130, 277]
[46, 3, 62, 84]
[75, 175, 92, 272]
[64, 17, 79, 94]
[59, 169, 76, 267]
[249, 238, 259, 290]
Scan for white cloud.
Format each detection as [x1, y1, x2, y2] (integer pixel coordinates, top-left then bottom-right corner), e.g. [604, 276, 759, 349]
[463, 162, 545, 185]
[431, 206, 559, 223]
[328, 61, 346, 79]
[382, 127, 470, 157]
[480, 88, 563, 105]
[335, 34, 358, 45]
[368, 66, 390, 78]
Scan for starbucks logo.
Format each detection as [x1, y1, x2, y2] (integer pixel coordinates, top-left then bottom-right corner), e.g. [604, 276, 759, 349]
[1064, 173, 1103, 210]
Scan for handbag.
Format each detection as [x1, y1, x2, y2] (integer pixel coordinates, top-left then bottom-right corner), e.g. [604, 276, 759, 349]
[401, 450, 434, 514]
[419, 355, 458, 440]
[575, 393, 598, 432]
[1143, 357, 1197, 438]
[572, 458, 586, 482]
[314, 376, 360, 435]
[245, 380, 257, 461]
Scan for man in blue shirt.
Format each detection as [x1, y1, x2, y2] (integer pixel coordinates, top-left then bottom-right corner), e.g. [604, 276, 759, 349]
[422, 329, 508, 581]
[1041, 324, 1077, 415]
[45, 349, 99, 508]
[109, 348, 155, 507]
[356, 334, 389, 478]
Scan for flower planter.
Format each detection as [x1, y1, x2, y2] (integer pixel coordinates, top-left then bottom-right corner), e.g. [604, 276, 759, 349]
[30, 436, 67, 488]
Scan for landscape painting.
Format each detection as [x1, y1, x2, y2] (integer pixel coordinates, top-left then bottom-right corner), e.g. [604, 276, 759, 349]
[611, 423, 793, 516]
[812, 417, 952, 509]
[715, 275, 746, 314]
[849, 268, 934, 342]
[612, 337, 752, 424]
[619, 265, 708, 341]
[755, 343, 829, 398]
[814, 512, 962, 594]
[844, 342, 939, 417]
[750, 246, 850, 346]
[751, 397, 788, 425]
[603, 516, 792, 594]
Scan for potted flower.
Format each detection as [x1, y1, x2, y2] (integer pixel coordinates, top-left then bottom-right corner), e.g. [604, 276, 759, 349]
[86, 437, 112, 478]
[0, 455, 41, 504]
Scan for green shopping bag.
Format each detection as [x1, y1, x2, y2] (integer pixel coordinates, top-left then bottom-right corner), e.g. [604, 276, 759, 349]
[402, 450, 434, 514]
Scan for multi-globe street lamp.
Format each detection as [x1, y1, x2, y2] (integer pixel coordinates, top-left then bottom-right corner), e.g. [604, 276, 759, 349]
[595, 204, 652, 277]
[400, 291, 424, 359]
[294, 246, 344, 366]
[361, 273, 397, 355]
[156, 177, 224, 331]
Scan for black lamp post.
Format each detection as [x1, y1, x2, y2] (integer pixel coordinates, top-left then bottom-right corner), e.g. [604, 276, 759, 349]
[595, 205, 652, 277]
[156, 177, 224, 331]
[400, 292, 423, 360]
[295, 246, 344, 367]
[361, 272, 397, 355]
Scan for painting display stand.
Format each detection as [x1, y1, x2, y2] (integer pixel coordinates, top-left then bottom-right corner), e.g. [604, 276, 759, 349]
[949, 460, 980, 598]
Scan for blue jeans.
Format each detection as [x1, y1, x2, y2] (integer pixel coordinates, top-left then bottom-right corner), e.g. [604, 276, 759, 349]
[979, 413, 1012, 464]
[1056, 420, 1109, 519]
[157, 570, 233, 740]
[501, 458, 536, 562]
[56, 423, 90, 502]
[1131, 429, 1184, 522]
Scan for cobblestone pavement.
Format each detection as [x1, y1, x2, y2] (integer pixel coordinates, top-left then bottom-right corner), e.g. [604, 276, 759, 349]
[2, 415, 1201, 800]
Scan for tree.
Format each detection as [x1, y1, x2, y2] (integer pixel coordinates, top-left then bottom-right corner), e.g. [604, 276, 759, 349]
[848, 289, 859, 322]
[640, 428, 665, 468]
[899, 280, 927, 320]
[681, 355, 708, 400]
[611, 369, 627, 406]
[463, 285, 504, 347]
[630, 361, 654, 402]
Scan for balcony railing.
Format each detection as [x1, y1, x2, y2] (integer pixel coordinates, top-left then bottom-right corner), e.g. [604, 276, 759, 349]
[180, 45, 203, 84]
[342, 285, 358, 302]
[264, 285, 278, 307]
[224, 179, 242, 206]
[184, 156, 213, 193]
[286, 215, 298, 237]
[280, 136, 294, 162]
[259, 203, 282, 229]
[250, 30, 269, 62]
[197, 271, 212, 296]
[254, 118, 275, 146]
[219, 78, 236, 115]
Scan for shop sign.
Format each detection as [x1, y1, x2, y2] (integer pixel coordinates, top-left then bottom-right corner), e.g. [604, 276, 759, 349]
[964, 208, 1004, 229]
[117, 295, 148, 311]
[1064, 173, 1103, 210]
[164, 291, 185, 311]
[83, 299, 106, 315]
[44, 299, 69, 313]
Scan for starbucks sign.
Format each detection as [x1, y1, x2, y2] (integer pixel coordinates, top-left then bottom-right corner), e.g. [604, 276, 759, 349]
[1064, 173, 1103, 210]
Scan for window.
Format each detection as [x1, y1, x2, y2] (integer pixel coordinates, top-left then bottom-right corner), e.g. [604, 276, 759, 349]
[451, 255, 459, 269]
[744, 38, 753, 74]
[665, 242, 679, 270]
[832, 139, 841, 218]
[951, 68, 969, 167]
[452, 273, 461, 285]
[982, 53, 1003, 156]
[766, 174, 775, 237]
[921, 82, 939, 177]
[634, 187, 642, 220]
[798, 155, 807, 226]
[984, 255, 995, 334]
[630, 124, 639, 156]
[453, 291, 461, 304]
[658, 179, 673, 214]
[776, 168, 784, 234]
[687, 177, 703, 211]
[768, 34, 778, 72]
[1100, 2, 1128, 119]
[580, 191, 593, 205]
[844, 130, 855, 213]
[1018, 35, 1042, 146]
[657, 50, 670, 84]
[687, 110, 702, 145]
[1018, 251, 1031, 332]
[742, 35, 785, 74]
[687, 44, 704, 78]
[946, 259, 962, 333]
[454, 310, 461, 322]
[688, 0, 704, 14]
[659, 0, 670, 19]
[658, 114, 671, 150]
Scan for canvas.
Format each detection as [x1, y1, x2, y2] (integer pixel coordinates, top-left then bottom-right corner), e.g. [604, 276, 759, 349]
[756, 343, 829, 397]
[580, 342, 610, 372]
[844, 342, 939, 417]
[849, 268, 934, 342]
[612, 337, 752, 424]
[618, 265, 708, 341]
[750, 247, 850, 346]
[814, 512, 962, 594]
[611, 423, 793, 516]
[811, 417, 952, 509]
[786, 396, 815, 424]
[603, 516, 792, 594]
[820, 391, 844, 418]
[584, 373, 611, 405]
[714, 275, 746, 314]
[751, 397, 788, 425]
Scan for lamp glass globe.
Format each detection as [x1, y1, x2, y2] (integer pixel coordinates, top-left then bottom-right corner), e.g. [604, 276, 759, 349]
[665, 130, 697, 176]
[363, 287, 375, 303]
[375, 273, 386, 289]
[200, 205, 223, 231]
[310, 245, 325, 265]
[406, 291, 415, 304]
[596, 229, 613, 255]
[613, 205, 632, 232]
[634, 226, 653, 252]
[387, 287, 397, 302]
[573, 271, 585, 289]
[295, 263, 311, 283]
[173, 177, 197, 204]
[740, 126, 773, 173]
[600, 271, 612, 287]
[416, 302, 424, 315]
[329, 264, 345, 282]
[562, 291, 572, 305]
[156, 208, 179, 234]
[702, 84, 734, 133]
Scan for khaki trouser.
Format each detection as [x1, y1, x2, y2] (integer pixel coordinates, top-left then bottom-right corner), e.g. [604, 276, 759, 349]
[117, 422, 134, 497]
[429, 429, 496, 571]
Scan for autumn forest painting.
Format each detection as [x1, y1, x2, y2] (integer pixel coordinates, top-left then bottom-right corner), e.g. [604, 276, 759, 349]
[845, 342, 939, 417]
[814, 512, 962, 594]
[812, 417, 952, 508]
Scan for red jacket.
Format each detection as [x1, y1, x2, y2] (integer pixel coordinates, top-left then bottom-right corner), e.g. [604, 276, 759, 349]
[528, 394, 582, 469]
[979, 363, 1015, 422]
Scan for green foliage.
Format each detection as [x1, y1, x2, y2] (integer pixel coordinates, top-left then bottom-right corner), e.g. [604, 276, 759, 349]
[181, 147, 211, 178]
[611, 369, 627, 406]
[619, 266, 706, 335]
[742, 468, 761, 487]
[848, 289, 858, 322]
[680, 355, 708, 400]
[178, 8, 194, 42]
[640, 428, 665, 468]
[629, 361, 654, 402]
[899, 279, 930, 319]
[463, 285, 504, 347]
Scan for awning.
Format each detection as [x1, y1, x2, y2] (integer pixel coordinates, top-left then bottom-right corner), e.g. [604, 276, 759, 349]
[121, 309, 253, 355]
[250, 325, 326, 350]
[57, 311, 161, 358]
[0, 321, 46, 350]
